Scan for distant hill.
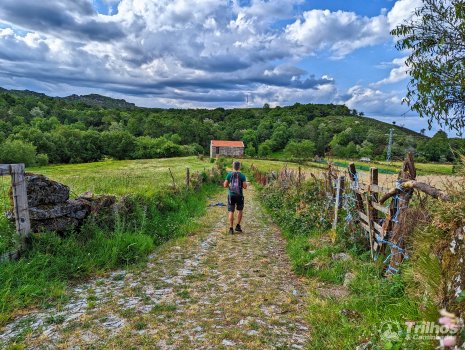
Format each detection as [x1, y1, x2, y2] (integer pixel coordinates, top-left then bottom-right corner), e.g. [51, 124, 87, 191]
[1, 88, 136, 109]
[63, 94, 136, 109]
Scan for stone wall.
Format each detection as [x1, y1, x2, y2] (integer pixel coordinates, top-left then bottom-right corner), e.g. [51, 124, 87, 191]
[10, 174, 116, 233]
[210, 145, 244, 158]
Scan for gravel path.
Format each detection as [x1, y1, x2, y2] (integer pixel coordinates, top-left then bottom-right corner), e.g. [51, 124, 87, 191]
[1, 186, 310, 349]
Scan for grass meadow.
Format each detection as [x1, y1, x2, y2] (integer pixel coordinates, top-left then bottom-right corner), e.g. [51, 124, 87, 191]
[0, 156, 222, 325]
[28, 156, 213, 197]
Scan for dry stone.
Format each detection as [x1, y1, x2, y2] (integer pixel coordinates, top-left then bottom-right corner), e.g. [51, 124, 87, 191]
[24, 174, 70, 207]
[9, 174, 117, 233]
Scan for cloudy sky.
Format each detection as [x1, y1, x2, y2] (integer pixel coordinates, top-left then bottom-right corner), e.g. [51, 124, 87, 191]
[0, 0, 457, 136]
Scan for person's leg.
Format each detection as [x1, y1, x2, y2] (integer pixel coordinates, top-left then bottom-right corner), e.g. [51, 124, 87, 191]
[237, 210, 243, 225]
[227, 195, 235, 234]
[229, 211, 234, 227]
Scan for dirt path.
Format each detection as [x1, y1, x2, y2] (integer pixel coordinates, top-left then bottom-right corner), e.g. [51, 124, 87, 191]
[0, 186, 309, 349]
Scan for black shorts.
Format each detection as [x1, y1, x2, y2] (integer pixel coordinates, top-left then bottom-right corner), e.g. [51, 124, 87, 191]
[228, 195, 244, 212]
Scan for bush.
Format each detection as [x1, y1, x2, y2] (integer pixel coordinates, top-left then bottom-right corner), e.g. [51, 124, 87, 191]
[0, 139, 38, 166]
[36, 153, 49, 166]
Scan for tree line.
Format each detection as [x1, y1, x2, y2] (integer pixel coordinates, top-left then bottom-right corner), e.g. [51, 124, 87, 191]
[0, 89, 462, 166]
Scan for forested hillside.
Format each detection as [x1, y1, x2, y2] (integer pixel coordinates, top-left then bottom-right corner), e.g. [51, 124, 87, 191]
[0, 88, 461, 166]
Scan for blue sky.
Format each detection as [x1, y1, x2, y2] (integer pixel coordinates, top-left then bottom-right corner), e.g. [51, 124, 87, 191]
[0, 0, 460, 137]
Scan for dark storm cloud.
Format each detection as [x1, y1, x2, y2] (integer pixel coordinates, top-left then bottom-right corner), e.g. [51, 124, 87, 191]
[0, 0, 124, 41]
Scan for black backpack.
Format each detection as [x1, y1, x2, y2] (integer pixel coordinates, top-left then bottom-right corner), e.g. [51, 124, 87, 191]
[229, 172, 242, 195]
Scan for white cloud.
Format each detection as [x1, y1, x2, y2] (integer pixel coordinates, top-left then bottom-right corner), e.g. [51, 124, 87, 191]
[340, 85, 410, 116]
[285, 10, 389, 58]
[387, 0, 422, 30]
[0, 0, 428, 108]
[372, 56, 409, 86]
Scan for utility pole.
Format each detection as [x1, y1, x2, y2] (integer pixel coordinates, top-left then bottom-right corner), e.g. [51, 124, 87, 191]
[386, 128, 394, 164]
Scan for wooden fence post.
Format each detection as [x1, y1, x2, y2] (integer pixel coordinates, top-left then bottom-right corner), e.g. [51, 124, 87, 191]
[10, 164, 31, 252]
[0, 164, 31, 256]
[368, 167, 378, 252]
[186, 167, 190, 188]
[348, 163, 364, 212]
[332, 175, 345, 230]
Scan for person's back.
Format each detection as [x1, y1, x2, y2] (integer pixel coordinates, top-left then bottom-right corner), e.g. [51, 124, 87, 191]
[223, 161, 247, 234]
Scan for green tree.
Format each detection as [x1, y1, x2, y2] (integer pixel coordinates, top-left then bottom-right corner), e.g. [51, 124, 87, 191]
[258, 140, 273, 157]
[285, 140, 316, 159]
[418, 130, 452, 161]
[245, 145, 257, 157]
[391, 0, 465, 130]
[0, 139, 38, 166]
[102, 131, 136, 160]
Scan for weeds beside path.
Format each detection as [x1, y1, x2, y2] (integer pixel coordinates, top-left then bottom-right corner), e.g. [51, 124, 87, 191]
[1, 186, 309, 349]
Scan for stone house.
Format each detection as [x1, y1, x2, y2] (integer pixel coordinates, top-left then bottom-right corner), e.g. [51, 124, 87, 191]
[210, 140, 245, 158]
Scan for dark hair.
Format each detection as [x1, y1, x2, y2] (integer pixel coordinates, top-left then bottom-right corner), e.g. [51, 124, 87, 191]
[233, 161, 241, 171]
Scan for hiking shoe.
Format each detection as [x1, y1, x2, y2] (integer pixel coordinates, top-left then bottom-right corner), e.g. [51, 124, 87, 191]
[235, 224, 243, 233]
[229, 227, 234, 235]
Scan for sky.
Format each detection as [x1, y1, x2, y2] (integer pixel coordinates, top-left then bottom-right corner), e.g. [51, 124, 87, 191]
[0, 0, 460, 137]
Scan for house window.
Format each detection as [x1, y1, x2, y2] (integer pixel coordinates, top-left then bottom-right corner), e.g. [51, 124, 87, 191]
[216, 147, 220, 155]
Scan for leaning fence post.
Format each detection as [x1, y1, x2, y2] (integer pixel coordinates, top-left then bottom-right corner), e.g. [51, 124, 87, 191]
[332, 175, 345, 230]
[186, 167, 190, 188]
[364, 192, 375, 260]
[369, 167, 378, 222]
[348, 163, 364, 212]
[10, 164, 31, 252]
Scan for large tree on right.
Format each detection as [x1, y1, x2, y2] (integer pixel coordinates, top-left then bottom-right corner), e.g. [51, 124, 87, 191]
[391, 0, 465, 132]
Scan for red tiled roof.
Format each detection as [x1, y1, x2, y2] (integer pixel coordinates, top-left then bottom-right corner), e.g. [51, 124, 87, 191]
[211, 140, 244, 147]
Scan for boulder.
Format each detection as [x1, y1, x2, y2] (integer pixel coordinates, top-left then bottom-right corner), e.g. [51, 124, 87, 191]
[28, 200, 90, 221]
[7, 174, 117, 233]
[24, 174, 70, 207]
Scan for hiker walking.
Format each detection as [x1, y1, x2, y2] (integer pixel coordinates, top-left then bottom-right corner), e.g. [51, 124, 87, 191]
[224, 161, 247, 234]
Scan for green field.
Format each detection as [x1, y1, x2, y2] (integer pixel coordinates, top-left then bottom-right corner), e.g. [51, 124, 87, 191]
[0, 156, 213, 254]
[28, 156, 212, 197]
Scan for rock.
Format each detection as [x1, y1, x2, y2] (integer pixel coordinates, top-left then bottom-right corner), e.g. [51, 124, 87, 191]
[28, 200, 89, 220]
[24, 174, 70, 207]
[332, 252, 351, 261]
[10, 175, 117, 233]
[343, 272, 356, 287]
[222, 339, 236, 346]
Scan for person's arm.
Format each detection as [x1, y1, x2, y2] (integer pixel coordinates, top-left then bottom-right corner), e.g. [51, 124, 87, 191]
[224, 173, 230, 188]
[242, 174, 247, 189]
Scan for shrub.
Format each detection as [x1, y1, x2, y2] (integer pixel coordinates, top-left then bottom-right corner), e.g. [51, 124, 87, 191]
[36, 153, 49, 166]
[0, 139, 38, 166]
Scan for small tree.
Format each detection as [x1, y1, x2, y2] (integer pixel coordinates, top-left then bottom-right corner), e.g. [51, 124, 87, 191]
[392, 0, 465, 131]
[285, 140, 316, 159]
[0, 139, 38, 166]
[258, 141, 273, 157]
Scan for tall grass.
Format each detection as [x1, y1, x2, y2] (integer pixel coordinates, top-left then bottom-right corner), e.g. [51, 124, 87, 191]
[257, 178, 438, 349]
